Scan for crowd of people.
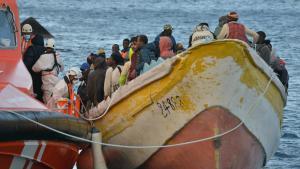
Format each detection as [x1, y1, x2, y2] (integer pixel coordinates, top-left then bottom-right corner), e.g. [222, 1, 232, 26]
[21, 11, 289, 115]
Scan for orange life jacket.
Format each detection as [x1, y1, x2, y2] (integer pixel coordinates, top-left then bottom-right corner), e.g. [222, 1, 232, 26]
[21, 35, 33, 56]
[67, 83, 80, 117]
[121, 51, 128, 59]
[228, 22, 248, 43]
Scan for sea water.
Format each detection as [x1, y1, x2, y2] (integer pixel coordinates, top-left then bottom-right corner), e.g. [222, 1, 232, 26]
[18, 0, 300, 168]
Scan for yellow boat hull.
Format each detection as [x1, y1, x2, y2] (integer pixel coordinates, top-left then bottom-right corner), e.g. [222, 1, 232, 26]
[93, 40, 286, 169]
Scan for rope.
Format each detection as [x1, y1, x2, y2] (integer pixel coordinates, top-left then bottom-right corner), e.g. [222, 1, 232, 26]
[4, 109, 243, 149]
[3, 74, 274, 149]
[78, 88, 118, 121]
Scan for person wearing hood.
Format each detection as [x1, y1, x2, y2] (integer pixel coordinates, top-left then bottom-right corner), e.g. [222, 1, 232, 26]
[189, 23, 215, 47]
[47, 67, 82, 109]
[214, 15, 228, 37]
[32, 38, 64, 104]
[87, 57, 107, 106]
[217, 11, 259, 44]
[23, 34, 45, 102]
[104, 53, 124, 98]
[255, 31, 271, 65]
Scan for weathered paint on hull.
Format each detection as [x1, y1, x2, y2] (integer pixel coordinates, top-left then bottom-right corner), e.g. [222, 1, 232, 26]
[138, 107, 265, 169]
[93, 40, 286, 169]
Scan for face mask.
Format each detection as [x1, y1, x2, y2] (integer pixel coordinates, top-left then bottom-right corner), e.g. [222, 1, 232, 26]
[24, 35, 31, 42]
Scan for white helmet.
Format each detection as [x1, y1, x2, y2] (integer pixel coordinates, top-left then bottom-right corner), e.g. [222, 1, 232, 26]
[22, 24, 33, 33]
[67, 67, 82, 80]
[46, 38, 55, 48]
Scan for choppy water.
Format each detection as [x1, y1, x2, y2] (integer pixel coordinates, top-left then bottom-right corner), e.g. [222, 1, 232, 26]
[18, 0, 300, 168]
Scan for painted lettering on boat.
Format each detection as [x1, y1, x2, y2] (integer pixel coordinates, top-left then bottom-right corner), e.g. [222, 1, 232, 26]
[156, 96, 183, 118]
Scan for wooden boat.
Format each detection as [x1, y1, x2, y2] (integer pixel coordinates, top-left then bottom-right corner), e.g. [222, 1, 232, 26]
[90, 40, 287, 169]
[0, 1, 91, 168]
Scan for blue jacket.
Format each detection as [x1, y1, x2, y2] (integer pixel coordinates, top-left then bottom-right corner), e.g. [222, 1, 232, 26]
[136, 43, 157, 75]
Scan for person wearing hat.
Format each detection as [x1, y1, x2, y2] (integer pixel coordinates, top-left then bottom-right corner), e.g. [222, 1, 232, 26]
[154, 24, 177, 53]
[77, 63, 90, 112]
[21, 24, 34, 55]
[217, 11, 259, 44]
[47, 67, 82, 109]
[188, 22, 215, 47]
[32, 38, 64, 104]
[97, 48, 106, 58]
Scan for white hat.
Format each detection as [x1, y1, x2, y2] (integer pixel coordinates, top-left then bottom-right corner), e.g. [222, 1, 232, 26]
[67, 67, 82, 79]
[22, 24, 32, 33]
[46, 38, 55, 48]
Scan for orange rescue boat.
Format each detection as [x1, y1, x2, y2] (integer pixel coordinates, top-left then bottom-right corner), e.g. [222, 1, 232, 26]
[0, 1, 91, 168]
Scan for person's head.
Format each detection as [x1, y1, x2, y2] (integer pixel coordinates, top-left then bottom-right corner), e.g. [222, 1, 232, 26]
[176, 43, 184, 50]
[227, 11, 239, 22]
[130, 36, 138, 50]
[257, 31, 266, 44]
[111, 52, 124, 66]
[97, 48, 106, 58]
[67, 67, 82, 84]
[162, 24, 173, 36]
[136, 35, 148, 49]
[94, 57, 107, 70]
[112, 44, 120, 53]
[106, 58, 113, 67]
[80, 62, 90, 81]
[195, 22, 210, 32]
[176, 43, 185, 54]
[123, 39, 130, 49]
[22, 24, 33, 41]
[87, 53, 98, 65]
[45, 38, 55, 51]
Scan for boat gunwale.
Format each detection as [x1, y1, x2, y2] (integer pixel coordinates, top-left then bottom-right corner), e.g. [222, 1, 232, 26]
[102, 39, 287, 113]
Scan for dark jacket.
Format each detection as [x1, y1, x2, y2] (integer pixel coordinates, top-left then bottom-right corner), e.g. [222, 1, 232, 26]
[87, 57, 107, 106]
[77, 81, 88, 112]
[111, 52, 124, 65]
[136, 43, 157, 75]
[23, 34, 45, 102]
[256, 43, 271, 65]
